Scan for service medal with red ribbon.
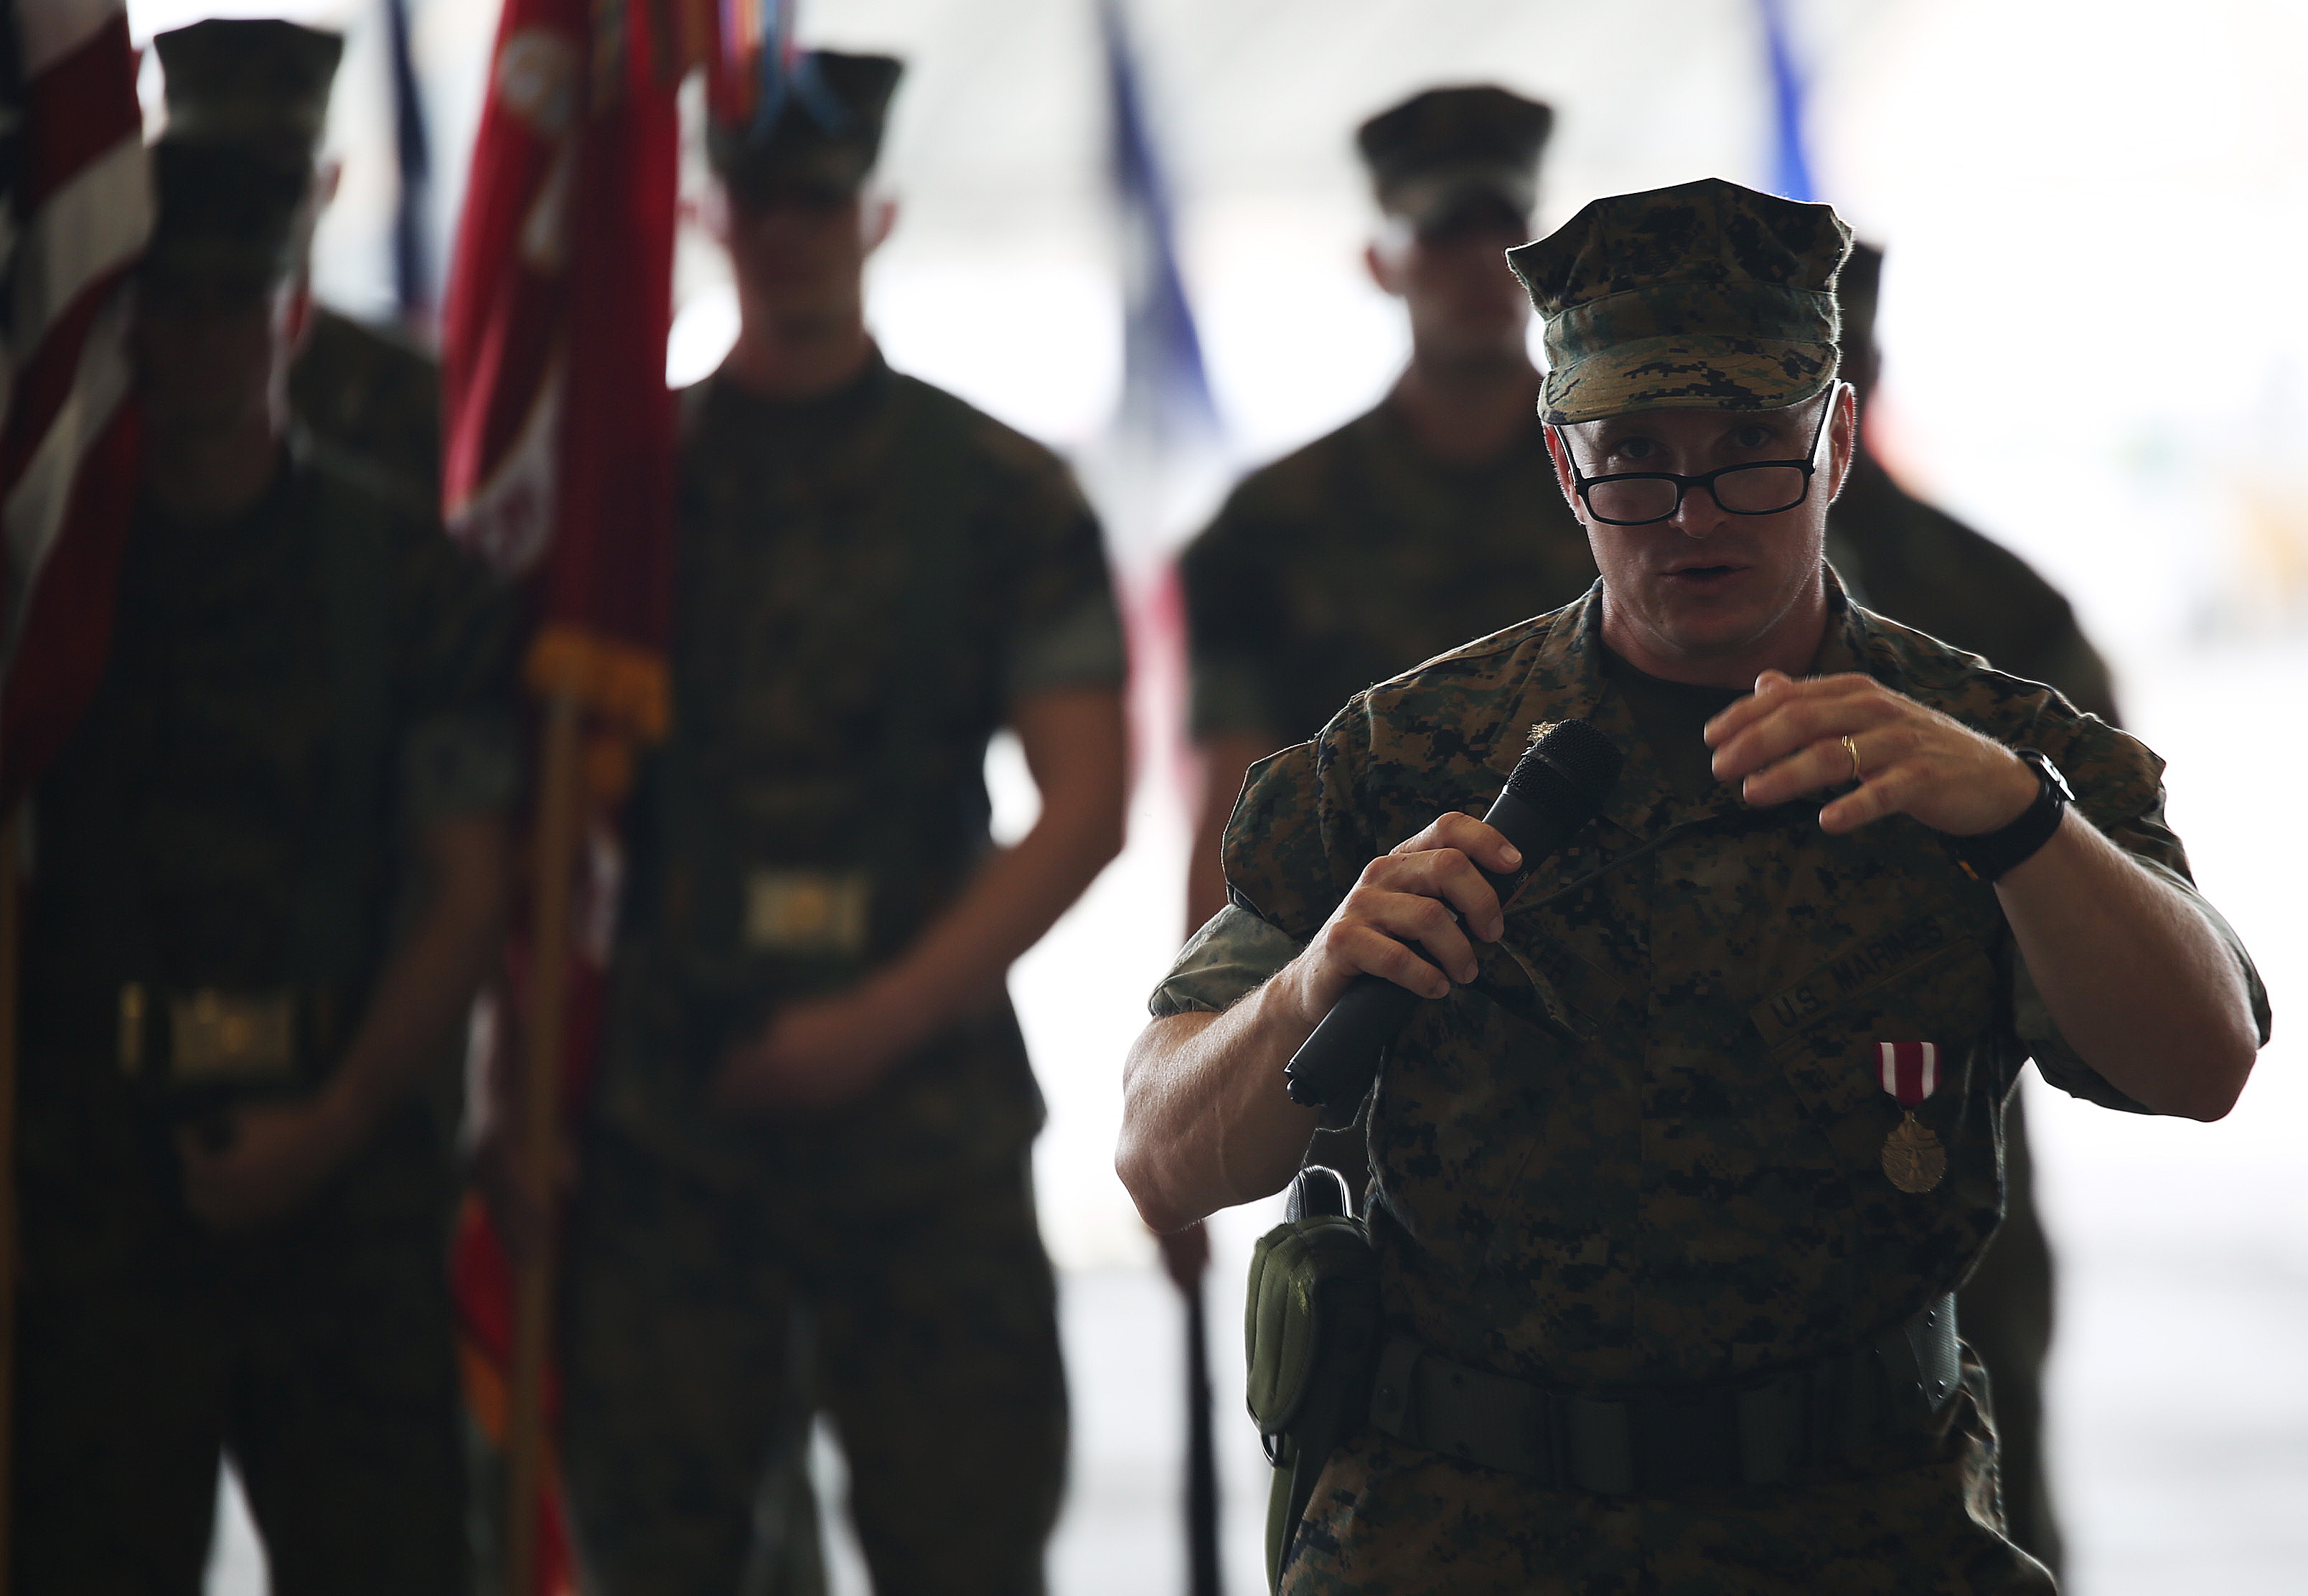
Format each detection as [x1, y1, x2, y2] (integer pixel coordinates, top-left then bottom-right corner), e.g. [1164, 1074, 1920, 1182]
[1877, 1041, 1947, 1193]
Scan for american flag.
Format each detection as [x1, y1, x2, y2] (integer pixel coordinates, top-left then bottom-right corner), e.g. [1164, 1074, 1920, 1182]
[0, 0, 147, 810]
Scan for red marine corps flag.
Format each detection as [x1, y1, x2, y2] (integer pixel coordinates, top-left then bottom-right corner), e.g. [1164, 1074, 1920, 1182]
[438, 0, 682, 1589]
[0, 2, 146, 1582]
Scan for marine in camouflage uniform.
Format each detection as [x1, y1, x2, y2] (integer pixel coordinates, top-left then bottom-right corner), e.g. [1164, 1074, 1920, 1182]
[1181, 85, 1594, 929]
[1120, 179, 2268, 1592]
[11, 21, 518, 1592]
[1830, 240, 2106, 1577]
[556, 52, 1127, 1596]
[1175, 88, 1593, 1240]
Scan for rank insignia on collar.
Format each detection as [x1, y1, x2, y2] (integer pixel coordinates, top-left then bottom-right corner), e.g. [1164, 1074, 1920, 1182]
[1527, 720, 1562, 748]
[1877, 1041, 1946, 1193]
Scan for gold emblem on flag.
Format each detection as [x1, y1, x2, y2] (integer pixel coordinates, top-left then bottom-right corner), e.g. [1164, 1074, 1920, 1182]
[1881, 1112, 1946, 1193]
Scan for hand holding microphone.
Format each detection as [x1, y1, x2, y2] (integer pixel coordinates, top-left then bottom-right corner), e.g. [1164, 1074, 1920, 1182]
[1283, 720, 1621, 1109]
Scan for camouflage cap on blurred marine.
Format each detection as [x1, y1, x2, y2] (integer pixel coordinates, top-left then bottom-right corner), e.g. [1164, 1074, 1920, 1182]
[149, 17, 344, 287]
[1506, 176, 1852, 424]
[1356, 84, 1552, 234]
[710, 50, 904, 205]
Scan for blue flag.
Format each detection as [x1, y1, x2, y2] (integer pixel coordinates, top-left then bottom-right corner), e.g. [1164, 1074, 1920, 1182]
[1757, 0, 1816, 204]
[385, 0, 432, 317]
[1101, 0, 1219, 454]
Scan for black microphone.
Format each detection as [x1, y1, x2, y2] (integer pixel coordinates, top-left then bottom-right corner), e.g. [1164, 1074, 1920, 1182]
[1282, 719, 1623, 1109]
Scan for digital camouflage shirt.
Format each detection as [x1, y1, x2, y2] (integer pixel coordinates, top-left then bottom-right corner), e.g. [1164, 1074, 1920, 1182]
[599, 350, 1125, 1193]
[1181, 396, 1597, 745]
[23, 438, 520, 1104]
[1154, 578, 2266, 1590]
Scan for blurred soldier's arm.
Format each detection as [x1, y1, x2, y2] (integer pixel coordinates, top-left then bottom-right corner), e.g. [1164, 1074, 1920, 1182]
[182, 512, 524, 1230]
[1180, 511, 1288, 934]
[718, 685, 1127, 1110]
[1168, 507, 1286, 1278]
[718, 439, 1131, 1112]
[181, 812, 510, 1227]
[1170, 733, 1264, 1281]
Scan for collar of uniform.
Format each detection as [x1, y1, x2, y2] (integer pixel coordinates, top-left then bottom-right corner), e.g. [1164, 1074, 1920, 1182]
[1372, 381, 1551, 480]
[703, 339, 895, 429]
[1482, 565, 1872, 848]
[1810, 563, 1871, 677]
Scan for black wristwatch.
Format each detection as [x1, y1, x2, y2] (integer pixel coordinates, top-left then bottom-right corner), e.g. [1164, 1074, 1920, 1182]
[1952, 748, 2073, 883]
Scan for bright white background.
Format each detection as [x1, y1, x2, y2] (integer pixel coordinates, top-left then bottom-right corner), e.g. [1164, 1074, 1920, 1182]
[127, 2, 2307, 1592]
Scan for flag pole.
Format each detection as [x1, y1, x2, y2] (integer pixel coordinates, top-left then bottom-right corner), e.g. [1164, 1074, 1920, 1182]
[1184, 1259, 1221, 1596]
[505, 690, 586, 1596]
[0, 806, 22, 1596]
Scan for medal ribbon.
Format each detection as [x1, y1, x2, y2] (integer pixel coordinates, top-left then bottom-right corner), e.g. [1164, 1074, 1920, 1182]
[1877, 1041, 1938, 1108]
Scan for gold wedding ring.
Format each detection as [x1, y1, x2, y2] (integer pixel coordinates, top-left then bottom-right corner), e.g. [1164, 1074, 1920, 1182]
[1841, 734, 1862, 782]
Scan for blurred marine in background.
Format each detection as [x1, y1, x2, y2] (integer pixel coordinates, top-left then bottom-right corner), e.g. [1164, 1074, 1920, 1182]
[1829, 243, 2116, 723]
[1829, 240, 2113, 1577]
[1165, 84, 1595, 1283]
[555, 51, 1129, 1595]
[1180, 85, 1595, 934]
[11, 19, 518, 1590]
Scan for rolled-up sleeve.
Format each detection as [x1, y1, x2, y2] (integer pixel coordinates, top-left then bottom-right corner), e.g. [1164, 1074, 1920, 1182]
[2007, 713, 2271, 1108]
[992, 441, 1127, 707]
[395, 525, 524, 829]
[1149, 904, 1304, 1018]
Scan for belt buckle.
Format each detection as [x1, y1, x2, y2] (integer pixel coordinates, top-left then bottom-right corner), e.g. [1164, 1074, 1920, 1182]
[166, 989, 298, 1084]
[744, 870, 870, 957]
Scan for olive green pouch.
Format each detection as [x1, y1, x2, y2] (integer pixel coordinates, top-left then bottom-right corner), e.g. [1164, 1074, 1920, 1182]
[1244, 1167, 1381, 1592]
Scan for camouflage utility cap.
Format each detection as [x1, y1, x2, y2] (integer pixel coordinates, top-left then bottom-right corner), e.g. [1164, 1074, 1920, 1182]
[710, 50, 904, 204]
[149, 18, 344, 288]
[1358, 84, 1552, 232]
[154, 18, 342, 169]
[1506, 177, 1852, 423]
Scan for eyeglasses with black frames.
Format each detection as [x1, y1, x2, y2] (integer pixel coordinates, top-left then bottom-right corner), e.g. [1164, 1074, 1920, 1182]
[1565, 389, 1837, 527]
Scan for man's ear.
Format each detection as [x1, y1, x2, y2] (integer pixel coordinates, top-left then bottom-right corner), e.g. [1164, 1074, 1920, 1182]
[1544, 423, 1585, 520]
[1364, 236, 1407, 298]
[861, 193, 898, 254]
[1823, 382, 1859, 504]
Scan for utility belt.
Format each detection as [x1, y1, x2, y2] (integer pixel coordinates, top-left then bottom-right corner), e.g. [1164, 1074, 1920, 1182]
[643, 860, 972, 1012]
[648, 858, 962, 970]
[35, 981, 346, 1110]
[1366, 1295, 1960, 1496]
[1244, 1166, 1963, 1590]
